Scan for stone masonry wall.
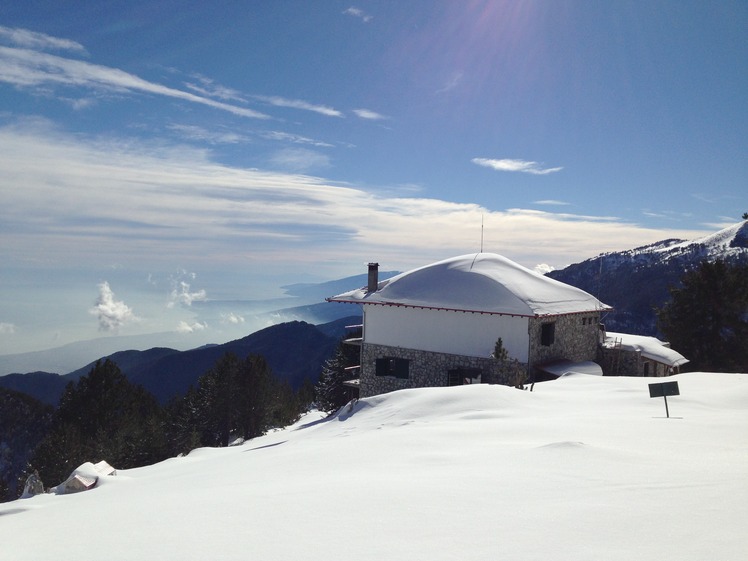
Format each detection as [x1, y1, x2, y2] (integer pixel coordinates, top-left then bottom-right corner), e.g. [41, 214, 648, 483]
[359, 342, 527, 398]
[359, 312, 605, 397]
[598, 347, 671, 377]
[528, 313, 601, 366]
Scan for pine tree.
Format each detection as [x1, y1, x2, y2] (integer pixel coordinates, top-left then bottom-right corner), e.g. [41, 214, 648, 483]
[315, 336, 360, 414]
[30, 359, 166, 485]
[163, 386, 204, 456]
[658, 260, 748, 371]
[492, 337, 508, 361]
[175, 352, 297, 448]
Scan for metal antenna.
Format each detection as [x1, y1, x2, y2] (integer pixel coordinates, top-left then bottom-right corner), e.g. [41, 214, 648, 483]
[480, 214, 484, 253]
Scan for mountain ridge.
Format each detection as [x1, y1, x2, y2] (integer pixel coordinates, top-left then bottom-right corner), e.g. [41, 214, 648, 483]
[547, 220, 748, 335]
[0, 317, 360, 406]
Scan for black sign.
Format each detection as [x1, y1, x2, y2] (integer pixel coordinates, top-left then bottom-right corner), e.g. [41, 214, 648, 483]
[648, 381, 680, 398]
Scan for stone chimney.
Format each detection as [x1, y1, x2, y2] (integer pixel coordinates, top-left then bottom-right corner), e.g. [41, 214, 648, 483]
[367, 262, 379, 293]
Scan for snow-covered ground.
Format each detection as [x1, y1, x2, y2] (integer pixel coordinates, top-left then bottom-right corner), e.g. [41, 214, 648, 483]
[2, 372, 746, 561]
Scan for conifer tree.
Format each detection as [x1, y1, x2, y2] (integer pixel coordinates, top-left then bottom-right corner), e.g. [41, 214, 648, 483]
[31, 360, 165, 485]
[315, 335, 360, 414]
[175, 352, 296, 448]
[658, 260, 748, 371]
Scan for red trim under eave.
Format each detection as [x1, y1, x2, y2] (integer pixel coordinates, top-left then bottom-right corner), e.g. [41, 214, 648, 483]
[325, 298, 613, 319]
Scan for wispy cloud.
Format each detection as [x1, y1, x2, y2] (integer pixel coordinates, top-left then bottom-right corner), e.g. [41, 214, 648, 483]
[167, 124, 249, 145]
[0, 44, 270, 119]
[0, 122, 710, 278]
[343, 7, 373, 23]
[254, 95, 343, 117]
[436, 72, 462, 94]
[90, 282, 139, 331]
[183, 74, 247, 103]
[259, 130, 333, 147]
[0, 25, 87, 54]
[472, 158, 563, 175]
[534, 200, 570, 206]
[0, 322, 16, 335]
[353, 108, 388, 120]
[269, 147, 332, 172]
[641, 209, 694, 220]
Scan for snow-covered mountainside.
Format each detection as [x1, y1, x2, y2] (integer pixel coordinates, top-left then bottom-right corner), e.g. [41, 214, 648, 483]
[605, 220, 747, 265]
[548, 221, 748, 335]
[2, 372, 746, 561]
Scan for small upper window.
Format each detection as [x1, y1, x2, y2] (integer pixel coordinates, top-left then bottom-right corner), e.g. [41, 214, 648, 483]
[541, 322, 556, 346]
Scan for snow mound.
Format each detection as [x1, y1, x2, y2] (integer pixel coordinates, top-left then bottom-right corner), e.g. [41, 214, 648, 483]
[49, 460, 118, 495]
[2, 373, 747, 561]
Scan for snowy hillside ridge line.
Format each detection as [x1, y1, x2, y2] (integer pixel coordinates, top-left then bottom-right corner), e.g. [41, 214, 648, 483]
[2, 372, 746, 561]
[546, 220, 748, 336]
[598, 220, 748, 262]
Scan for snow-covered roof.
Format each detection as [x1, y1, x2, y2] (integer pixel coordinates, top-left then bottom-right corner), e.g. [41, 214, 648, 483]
[604, 332, 689, 368]
[328, 253, 611, 317]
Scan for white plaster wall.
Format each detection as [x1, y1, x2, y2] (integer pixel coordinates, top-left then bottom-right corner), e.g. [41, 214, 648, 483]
[363, 305, 529, 361]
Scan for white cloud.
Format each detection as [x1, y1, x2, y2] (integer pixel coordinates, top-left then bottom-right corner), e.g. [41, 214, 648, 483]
[170, 281, 207, 307]
[436, 72, 463, 94]
[259, 130, 333, 147]
[90, 282, 138, 331]
[0, 122, 711, 278]
[0, 322, 16, 335]
[183, 74, 247, 103]
[254, 95, 343, 117]
[167, 124, 248, 145]
[343, 7, 373, 23]
[641, 209, 694, 221]
[534, 263, 555, 275]
[0, 25, 87, 54]
[353, 108, 387, 120]
[168, 273, 207, 307]
[0, 45, 270, 119]
[269, 147, 331, 172]
[472, 158, 563, 175]
[534, 200, 571, 206]
[176, 320, 207, 333]
[221, 312, 246, 325]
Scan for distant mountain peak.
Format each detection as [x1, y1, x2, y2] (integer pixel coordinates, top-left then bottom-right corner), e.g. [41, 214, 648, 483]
[654, 220, 748, 256]
[548, 221, 748, 336]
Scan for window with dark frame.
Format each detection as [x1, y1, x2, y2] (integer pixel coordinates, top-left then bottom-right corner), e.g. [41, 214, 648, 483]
[375, 357, 410, 379]
[540, 322, 556, 346]
[448, 368, 482, 386]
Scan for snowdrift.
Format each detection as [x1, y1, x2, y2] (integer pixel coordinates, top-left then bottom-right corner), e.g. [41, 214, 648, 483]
[1, 373, 746, 561]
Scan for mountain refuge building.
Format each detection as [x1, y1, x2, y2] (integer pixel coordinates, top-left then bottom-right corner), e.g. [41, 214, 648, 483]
[328, 253, 616, 398]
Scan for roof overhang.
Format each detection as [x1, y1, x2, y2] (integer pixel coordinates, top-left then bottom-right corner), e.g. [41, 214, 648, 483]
[326, 297, 608, 319]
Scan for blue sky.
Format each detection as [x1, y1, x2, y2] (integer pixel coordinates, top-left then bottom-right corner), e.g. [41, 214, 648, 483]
[0, 1, 746, 356]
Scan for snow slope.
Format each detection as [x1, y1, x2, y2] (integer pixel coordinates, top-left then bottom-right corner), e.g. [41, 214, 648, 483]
[1, 373, 746, 561]
[651, 220, 748, 260]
